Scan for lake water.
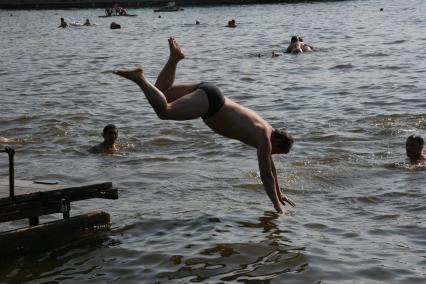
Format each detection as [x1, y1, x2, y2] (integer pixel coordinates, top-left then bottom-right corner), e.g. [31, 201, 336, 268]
[0, 0, 425, 283]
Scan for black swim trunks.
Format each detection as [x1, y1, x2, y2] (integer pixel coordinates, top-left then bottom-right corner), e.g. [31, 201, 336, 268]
[198, 82, 225, 119]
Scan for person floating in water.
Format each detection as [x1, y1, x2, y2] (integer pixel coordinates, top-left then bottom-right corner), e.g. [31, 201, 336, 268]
[113, 37, 295, 213]
[286, 36, 313, 54]
[406, 134, 426, 164]
[89, 124, 123, 154]
[58, 18, 68, 28]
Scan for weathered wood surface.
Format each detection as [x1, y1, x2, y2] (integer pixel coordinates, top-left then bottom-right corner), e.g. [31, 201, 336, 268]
[0, 178, 118, 223]
[0, 211, 110, 253]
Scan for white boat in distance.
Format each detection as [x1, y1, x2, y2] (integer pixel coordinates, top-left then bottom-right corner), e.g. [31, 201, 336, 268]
[154, 2, 183, 12]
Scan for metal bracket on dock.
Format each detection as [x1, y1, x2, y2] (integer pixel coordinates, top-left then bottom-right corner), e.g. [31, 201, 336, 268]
[60, 198, 70, 219]
[1, 147, 15, 203]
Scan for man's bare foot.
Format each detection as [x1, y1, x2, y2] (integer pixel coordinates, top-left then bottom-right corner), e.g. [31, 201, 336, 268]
[112, 67, 144, 83]
[168, 37, 185, 61]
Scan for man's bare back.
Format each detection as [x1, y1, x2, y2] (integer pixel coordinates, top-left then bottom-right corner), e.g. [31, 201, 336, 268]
[203, 98, 273, 148]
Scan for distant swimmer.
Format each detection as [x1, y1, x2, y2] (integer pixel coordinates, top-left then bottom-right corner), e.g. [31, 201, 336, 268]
[196, 20, 200, 25]
[113, 37, 295, 213]
[105, 7, 113, 16]
[0, 136, 9, 143]
[0, 136, 26, 144]
[58, 18, 68, 28]
[286, 36, 313, 54]
[89, 124, 124, 154]
[406, 134, 426, 164]
[110, 22, 121, 29]
[227, 19, 237, 28]
[83, 19, 91, 26]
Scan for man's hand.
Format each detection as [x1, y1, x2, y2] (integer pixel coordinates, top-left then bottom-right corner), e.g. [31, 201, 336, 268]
[279, 193, 296, 207]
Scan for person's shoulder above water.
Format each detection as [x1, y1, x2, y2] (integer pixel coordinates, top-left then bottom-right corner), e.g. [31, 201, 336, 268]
[88, 144, 103, 154]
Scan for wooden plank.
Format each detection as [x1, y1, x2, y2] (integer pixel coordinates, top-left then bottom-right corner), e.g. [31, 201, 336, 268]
[0, 178, 112, 196]
[0, 200, 60, 223]
[0, 179, 117, 203]
[0, 211, 110, 254]
[0, 179, 118, 223]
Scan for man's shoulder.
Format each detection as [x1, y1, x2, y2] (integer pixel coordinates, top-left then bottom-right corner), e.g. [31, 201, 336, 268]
[88, 144, 103, 154]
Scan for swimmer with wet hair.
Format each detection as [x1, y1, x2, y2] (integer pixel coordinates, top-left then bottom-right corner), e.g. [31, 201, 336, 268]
[113, 37, 295, 213]
[286, 36, 313, 54]
[89, 124, 124, 154]
[406, 134, 426, 164]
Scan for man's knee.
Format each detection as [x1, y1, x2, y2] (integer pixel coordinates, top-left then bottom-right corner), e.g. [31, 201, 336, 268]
[156, 108, 170, 120]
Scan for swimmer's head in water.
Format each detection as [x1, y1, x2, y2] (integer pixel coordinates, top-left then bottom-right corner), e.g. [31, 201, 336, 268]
[291, 36, 299, 43]
[103, 124, 118, 144]
[406, 134, 424, 158]
[272, 129, 293, 154]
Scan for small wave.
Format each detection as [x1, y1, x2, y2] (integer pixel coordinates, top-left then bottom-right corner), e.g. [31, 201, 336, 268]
[383, 40, 407, 45]
[386, 162, 426, 171]
[362, 52, 390, 57]
[149, 137, 180, 145]
[329, 64, 353, 70]
[240, 76, 255, 82]
[371, 214, 400, 220]
[381, 65, 405, 70]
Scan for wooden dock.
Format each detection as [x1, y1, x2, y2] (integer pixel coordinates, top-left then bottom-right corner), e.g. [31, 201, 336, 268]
[0, 147, 118, 253]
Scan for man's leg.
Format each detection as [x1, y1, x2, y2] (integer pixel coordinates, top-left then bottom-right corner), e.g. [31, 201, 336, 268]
[113, 67, 209, 120]
[154, 37, 199, 103]
[155, 37, 183, 92]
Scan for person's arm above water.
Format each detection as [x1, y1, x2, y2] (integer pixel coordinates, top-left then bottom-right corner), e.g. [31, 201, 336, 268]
[271, 158, 296, 207]
[257, 132, 282, 213]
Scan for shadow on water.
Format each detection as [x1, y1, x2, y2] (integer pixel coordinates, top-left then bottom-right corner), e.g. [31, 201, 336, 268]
[0, 229, 110, 283]
[151, 212, 308, 283]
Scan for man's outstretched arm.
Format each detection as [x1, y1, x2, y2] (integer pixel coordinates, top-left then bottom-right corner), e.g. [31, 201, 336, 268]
[257, 135, 282, 213]
[271, 159, 296, 207]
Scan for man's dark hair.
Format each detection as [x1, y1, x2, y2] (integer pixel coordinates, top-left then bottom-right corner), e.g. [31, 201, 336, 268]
[407, 134, 424, 147]
[103, 124, 117, 134]
[291, 36, 298, 43]
[273, 129, 294, 153]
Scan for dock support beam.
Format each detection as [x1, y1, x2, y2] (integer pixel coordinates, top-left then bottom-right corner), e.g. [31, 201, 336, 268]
[1, 147, 15, 203]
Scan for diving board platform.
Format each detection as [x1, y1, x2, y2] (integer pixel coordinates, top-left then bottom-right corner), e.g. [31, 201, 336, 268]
[0, 147, 119, 252]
